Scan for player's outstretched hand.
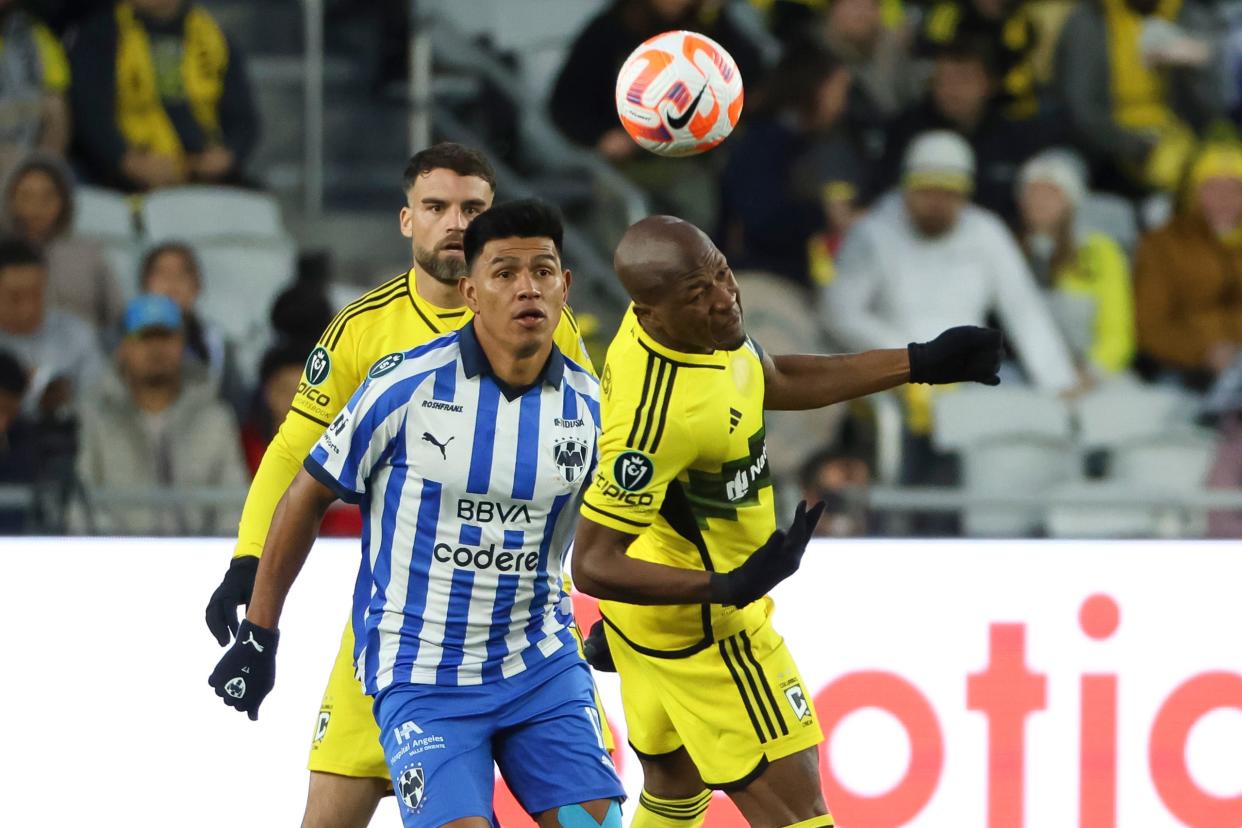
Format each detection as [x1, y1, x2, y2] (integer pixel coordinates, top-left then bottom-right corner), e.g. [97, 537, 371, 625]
[208, 619, 278, 721]
[582, 620, 616, 673]
[205, 555, 260, 646]
[908, 326, 1004, 386]
[709, 500, 826, 609]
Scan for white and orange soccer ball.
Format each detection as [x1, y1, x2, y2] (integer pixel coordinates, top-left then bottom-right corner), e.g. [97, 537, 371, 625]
[614, 29, 744, 157]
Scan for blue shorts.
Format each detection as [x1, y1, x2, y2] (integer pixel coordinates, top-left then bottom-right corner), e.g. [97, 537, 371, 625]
[374, 651, 625, 826]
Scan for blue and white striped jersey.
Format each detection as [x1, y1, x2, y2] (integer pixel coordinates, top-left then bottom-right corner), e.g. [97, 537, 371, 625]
[304, 322, 600, 693]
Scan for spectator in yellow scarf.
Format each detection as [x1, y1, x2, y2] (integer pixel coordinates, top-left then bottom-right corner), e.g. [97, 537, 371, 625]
[1055, 0, 1223, 195]
[66, 0, 258, 191]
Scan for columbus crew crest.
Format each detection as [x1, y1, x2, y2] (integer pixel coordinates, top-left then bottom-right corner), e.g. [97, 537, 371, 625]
[553, 437, 589, 485]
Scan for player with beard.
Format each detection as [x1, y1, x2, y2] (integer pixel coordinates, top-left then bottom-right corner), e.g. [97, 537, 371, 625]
[571, 216, 1003, 827]
[203, 143, 598, 828]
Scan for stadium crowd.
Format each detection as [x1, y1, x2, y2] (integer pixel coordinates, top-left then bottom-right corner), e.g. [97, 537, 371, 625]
[3, 0, 1242, 538]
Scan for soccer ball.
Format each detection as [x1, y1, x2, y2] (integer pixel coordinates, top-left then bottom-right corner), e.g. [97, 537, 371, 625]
[614, 30, 744, 157]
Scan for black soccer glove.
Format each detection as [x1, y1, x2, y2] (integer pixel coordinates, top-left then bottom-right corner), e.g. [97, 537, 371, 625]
[709, 500, 826, 609]
[582, 620, 616, 673]
[208, 619, 279, 721]
[908, 326, 1004, 386]
[206, 555, 260, 646]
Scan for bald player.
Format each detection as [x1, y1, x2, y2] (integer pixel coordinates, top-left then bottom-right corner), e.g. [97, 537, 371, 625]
[572, 216, 1002, 827]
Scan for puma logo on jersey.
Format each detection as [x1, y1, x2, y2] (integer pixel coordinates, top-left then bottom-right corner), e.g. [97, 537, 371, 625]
[243, 631, 265, 653]
[422, 432, 454, 459]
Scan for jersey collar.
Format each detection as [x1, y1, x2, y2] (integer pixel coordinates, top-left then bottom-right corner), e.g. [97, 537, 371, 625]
[406, 268, 471, 329]
[459, 320, 565, 398]
[628, 305, 727, 366]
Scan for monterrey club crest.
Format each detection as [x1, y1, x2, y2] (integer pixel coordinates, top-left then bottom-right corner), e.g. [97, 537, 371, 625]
[553, 437, 589, 485]
[398, 766, 425, 811]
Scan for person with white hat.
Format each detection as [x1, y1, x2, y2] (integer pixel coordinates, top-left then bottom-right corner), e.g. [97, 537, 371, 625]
[1017, 150, 1136, 376]
[821, 131, 1079, 532]
[821, 130, 1077, 394]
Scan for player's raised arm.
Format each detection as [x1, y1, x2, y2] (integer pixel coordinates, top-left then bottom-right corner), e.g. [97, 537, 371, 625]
[760, 326, 1005, 411]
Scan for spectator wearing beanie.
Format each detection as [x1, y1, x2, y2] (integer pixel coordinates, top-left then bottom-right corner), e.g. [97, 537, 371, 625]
[1017, 150, 1136, 375]
[1135, 144, 1242, 384]
[822, 130, 1077, 393]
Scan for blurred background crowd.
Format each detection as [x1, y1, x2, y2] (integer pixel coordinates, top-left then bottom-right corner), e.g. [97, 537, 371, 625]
[6, 0, 1242, 540]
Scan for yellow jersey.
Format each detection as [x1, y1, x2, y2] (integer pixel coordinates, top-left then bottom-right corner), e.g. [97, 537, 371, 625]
[234, 269, 594, 558]
[582, 308, 775, 657]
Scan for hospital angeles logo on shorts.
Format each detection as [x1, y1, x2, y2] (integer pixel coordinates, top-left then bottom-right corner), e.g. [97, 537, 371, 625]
[398, 765, 426, 812]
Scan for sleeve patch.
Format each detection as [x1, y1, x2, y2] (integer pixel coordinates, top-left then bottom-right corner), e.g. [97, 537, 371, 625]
[613, 451, 655, 492]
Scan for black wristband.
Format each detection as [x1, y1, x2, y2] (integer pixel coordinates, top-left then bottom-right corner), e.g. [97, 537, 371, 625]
[230, 555, 260, 577]
[907, 340, 932, 384]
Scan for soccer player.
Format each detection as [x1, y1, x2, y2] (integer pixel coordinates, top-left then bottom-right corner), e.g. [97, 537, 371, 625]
[209, 200, 625, 827]
[572, 216, 1003, 827]
[203, 143, 603, 827]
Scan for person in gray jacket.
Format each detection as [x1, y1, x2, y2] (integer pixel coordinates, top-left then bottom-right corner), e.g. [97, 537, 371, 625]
[1054, 0, 1224, 193]
[822, 131, 1078, 393]
[0, 236, 104, 416]
[73, 293, 246, 535]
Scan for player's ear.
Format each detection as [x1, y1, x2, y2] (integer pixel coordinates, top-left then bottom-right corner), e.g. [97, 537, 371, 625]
[560, 268, 572, 303]
[398, 204, 413, 239]
[459, 270, 479, 312]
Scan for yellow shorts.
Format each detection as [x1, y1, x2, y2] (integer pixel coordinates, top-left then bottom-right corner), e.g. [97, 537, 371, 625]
[307, 619, 615, 778]
[604, 608, 823, 790]
[306, 622, 389, 779]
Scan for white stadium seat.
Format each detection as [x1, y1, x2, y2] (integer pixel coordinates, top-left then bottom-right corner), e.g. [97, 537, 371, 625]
[1110, 431, 1217, 487]
[960, 435, 1080, 537]
[141, 186, 286, 242]
[73, 186, 136, 240]
[1045, 481, 1166, 538]
[191, 238, 297, 388]
[1047, 432, 1216, 538]
[933, 386, 1072, 451]
[100, 242, 142, 303]
[1073, 381, 1200, 449]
